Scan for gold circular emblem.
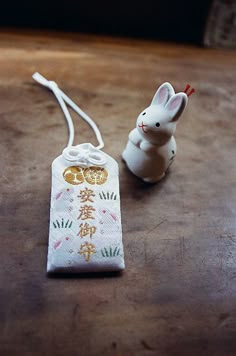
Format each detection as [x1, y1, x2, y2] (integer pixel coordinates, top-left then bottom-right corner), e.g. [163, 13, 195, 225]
[63, 166, 85, 185]
[83, 166, 108, 185]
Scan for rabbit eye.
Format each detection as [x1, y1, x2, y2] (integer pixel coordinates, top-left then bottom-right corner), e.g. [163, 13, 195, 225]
[156, 122, 160, 127]
[142, 112, 146, 115]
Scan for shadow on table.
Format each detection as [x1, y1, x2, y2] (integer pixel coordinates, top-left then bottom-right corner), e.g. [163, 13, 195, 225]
[47, 270, 123, 279]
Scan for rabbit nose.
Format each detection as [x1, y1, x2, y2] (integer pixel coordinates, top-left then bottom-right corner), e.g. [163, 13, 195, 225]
[138, 122, 148, 133]
[138, 122, 147, 128]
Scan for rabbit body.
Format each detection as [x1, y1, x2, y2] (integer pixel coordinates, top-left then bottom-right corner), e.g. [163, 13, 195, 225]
[123, 130, 176, 182]
[122, 82, 188, 183]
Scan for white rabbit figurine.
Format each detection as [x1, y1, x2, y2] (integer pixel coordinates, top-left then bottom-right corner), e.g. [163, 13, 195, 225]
[122, 82, 188, 183]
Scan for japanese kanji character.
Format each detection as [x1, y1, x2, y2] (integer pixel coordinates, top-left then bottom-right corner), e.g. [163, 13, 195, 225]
[79, 242, 96, 262]
[78, 222, 97, 238]
[78, 187, 95, 203]
[78, 205, 95, 220]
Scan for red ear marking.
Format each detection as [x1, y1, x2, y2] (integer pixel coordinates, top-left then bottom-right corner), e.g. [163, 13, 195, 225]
[184, 84, 190, 93]
[188, 88, 195, 96]
[184, 84, 195, 97]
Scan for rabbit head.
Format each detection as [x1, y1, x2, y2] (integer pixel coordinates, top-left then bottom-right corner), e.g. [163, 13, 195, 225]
[136, 82, 188, 145]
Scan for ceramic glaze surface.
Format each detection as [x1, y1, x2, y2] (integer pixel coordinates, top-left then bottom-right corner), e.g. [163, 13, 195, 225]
[122, 82, 188, 182]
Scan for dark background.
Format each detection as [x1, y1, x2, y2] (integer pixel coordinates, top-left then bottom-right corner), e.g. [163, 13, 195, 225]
[0, 0, 213, 44]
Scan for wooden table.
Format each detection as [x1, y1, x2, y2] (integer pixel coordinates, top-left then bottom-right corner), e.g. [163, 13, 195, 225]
[1, 30, 236, 356]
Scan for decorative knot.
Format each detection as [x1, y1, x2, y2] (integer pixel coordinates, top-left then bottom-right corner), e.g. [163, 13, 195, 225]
[62, 144, 107, 167]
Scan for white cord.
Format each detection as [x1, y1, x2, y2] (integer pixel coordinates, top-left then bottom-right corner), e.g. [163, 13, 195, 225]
[32, 72, 105, 149]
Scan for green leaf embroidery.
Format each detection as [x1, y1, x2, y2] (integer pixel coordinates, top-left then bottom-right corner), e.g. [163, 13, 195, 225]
[101, 246, 121, 258]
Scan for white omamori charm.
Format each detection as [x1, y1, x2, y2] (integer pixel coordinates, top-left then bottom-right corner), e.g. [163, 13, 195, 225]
[122, 82, 188, 183]
[32, 73, 125, 274]
[48, 143, 124, 273]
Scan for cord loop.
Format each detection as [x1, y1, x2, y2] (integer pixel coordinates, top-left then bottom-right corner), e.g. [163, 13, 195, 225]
[32, 72, 105, 150]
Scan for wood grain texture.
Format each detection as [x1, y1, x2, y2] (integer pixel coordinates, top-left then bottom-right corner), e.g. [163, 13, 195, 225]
[0, 30, 236, 356]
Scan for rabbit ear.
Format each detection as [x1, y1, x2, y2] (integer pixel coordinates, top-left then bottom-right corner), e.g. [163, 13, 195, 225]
[165, 93, 188, 122]
[151, 82, 175, 106]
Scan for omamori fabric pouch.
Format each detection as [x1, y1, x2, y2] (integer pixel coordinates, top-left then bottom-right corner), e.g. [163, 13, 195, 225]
[33, 73, 125, 273]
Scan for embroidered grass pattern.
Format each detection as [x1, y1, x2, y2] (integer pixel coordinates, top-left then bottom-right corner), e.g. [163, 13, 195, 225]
[99, 191, 117, 200]
[101, 246, 121, 257]
[53, 218, 73, 229]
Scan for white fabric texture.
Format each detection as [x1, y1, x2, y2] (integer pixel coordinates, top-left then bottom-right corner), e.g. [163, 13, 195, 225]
[47, 143, 125, 273]
[32, 73, 124, 273]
